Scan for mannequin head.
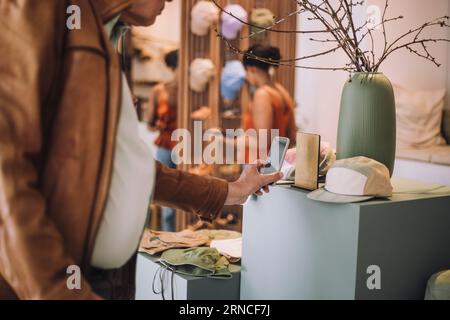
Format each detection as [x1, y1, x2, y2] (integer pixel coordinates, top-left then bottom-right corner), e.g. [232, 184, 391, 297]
[243, 44, 281, 87]
[121, 0, 172, 26]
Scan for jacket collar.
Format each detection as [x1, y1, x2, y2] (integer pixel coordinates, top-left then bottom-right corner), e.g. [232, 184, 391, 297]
[95, 0, 133, 23]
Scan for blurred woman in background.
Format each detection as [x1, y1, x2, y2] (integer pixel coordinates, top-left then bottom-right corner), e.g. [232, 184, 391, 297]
[243, 44, 297, 162]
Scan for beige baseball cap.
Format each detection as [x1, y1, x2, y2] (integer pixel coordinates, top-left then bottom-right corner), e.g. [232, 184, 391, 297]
[250, 8, 275, 28]
[189, 58, 215, 93]
[307, 157, 393, 203]
[191, 1, 220, 36]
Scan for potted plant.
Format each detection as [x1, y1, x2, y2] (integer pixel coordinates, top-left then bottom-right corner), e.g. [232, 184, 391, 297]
[213, 0, 450, 175]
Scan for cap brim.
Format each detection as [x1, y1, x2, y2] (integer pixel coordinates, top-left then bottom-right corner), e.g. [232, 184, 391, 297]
[307, 188, 374, 204]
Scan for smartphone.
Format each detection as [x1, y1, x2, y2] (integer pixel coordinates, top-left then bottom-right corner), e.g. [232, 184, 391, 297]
[260, 136, 290, 175]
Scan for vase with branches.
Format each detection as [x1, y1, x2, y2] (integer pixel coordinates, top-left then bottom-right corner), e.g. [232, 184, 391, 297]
[213, 0, 450, 174]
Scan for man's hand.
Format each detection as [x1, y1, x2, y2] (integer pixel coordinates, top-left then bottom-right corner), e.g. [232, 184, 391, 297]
[225, 161, 283, 205]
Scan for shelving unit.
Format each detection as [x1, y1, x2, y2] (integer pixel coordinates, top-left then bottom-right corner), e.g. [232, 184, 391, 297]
[176, 0, 298, 231]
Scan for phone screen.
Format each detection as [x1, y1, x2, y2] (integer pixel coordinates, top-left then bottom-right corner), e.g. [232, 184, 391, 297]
[260, 138, 289, 175]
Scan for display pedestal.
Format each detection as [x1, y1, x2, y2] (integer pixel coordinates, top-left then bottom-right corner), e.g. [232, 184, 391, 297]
[241, 178, 450, 300]
[136, 253, 240, 300]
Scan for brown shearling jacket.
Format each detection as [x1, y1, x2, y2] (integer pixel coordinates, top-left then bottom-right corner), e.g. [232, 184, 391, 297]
[0, 0, 228, 300]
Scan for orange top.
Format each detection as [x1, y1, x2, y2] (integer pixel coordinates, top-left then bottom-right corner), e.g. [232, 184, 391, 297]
[153, 83, 178, 150]
[243, 84, 297, 162]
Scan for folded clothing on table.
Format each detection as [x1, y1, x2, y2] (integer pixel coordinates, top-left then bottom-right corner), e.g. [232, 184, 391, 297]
[195, 229, 241, 245]
[159, 247, 240, 279]
[139, 227, 243, 264]
[210, 237, 242, 263]
[139, 229, 209, 255]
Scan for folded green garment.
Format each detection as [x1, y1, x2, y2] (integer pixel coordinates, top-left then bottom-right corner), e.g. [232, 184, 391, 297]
[159, 247, 240, 279]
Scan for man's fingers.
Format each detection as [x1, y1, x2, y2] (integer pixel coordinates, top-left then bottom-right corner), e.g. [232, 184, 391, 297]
[262, 186, 270, 193]
[254, 190, 263, 196]
[261, 171, 283, 186]
[252, 159, 269, 170]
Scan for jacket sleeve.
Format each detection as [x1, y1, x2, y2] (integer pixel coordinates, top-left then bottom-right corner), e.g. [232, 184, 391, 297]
[153, 162, 229, 222]
[0, 2, 98, 299]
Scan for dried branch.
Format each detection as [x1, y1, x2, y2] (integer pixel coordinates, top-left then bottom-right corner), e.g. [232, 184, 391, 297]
[377, 38, 450, 70]
[380, 0, 389, 60]
[405, 45, 440, 67]
[219, 33, 355, 72]
[218, 31, 344, 63]
[358, 15, 404, 44]
[383, 17, 449, 54]
[298, 0, 363, 70]
[375, 16, 450, 70]
[367, 27, 376, 67]
[212, 0, 450, 73]
[309, 37, 339, 43]
[344, 0, 359, 49]
[211, 0, 336, 35]
[339, 2, 372, 71]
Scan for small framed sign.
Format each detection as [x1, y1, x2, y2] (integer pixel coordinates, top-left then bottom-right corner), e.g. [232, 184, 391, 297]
[293, 132, 321, 191]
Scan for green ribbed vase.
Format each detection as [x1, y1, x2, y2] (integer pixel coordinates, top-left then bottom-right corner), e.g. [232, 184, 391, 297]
[336, 73, 396, 176]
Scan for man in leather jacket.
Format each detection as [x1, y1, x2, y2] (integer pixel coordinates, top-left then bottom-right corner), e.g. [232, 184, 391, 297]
[0, 0, 281, 299]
